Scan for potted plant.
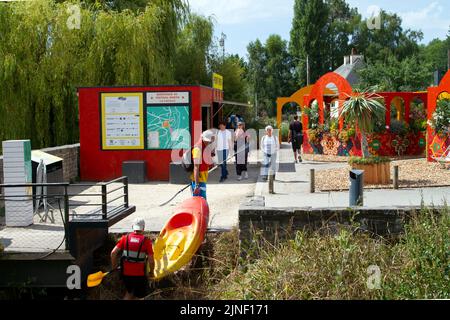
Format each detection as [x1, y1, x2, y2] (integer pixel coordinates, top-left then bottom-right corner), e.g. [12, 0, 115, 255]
[348, 156, 391, 185]
[341, 89, 391, 184]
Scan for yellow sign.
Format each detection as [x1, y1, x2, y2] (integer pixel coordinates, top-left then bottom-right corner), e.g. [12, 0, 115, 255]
[213, 73, 223, 90]
[101, 93, 145, 150]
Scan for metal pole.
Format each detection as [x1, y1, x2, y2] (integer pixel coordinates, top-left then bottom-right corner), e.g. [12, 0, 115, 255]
[306, 55, 310, 86]
[123, 177, 129, 208]
[101, 184, 107, 219]
[310, 169, 315, 193]
[448, 49, 450, 71]
[63, 185, 69, 251]
[393, 165, 399, 190]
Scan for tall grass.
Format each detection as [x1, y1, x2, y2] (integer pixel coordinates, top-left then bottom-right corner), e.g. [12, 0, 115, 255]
[207, 208, 450, 300]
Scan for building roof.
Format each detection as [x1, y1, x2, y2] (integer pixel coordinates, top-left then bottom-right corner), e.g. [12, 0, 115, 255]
[328, 54, 365, 91]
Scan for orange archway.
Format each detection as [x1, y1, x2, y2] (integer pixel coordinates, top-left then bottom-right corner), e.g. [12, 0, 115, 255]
[303, 72, 353, 129]
[427, 70, 450, 161]
[276, 85, 334, 142]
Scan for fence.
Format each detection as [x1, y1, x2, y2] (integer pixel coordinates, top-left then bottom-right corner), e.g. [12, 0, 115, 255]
[0, 177, 130, 253]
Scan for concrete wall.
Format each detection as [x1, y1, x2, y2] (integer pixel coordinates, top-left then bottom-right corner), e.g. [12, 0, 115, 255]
[238, 196, 437, 246]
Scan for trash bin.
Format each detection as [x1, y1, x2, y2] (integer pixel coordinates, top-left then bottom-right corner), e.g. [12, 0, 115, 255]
[349, 169, 364, 206]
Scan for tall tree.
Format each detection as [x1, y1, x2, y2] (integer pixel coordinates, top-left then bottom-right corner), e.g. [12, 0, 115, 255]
[290, 0, 329, 86]
[351, 10, 423, 64]
[174, 13, 214, 85]
[324, 0, 359, 70]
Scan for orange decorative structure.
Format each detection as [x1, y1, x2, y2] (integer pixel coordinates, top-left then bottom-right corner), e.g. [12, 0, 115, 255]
[303, 72, 353, 129]
[427, 71, 450, 162]
[276, 85, 334, 142]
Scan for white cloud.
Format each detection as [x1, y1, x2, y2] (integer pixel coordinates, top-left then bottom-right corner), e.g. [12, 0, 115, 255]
[187, 0, 293, 25]
[399, 2, 449, 34]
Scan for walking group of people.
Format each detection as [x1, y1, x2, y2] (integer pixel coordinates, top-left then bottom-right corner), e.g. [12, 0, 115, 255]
[111, 115, 304, 300]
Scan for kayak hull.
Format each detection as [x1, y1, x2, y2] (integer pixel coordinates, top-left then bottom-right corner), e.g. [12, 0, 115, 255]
[152, 197, 209, 280]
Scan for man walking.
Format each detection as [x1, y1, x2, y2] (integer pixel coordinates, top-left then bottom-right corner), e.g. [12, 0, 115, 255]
[110, 218, 154, 300]
[288, 115, 304, 163]
[216, 121, 233, 183]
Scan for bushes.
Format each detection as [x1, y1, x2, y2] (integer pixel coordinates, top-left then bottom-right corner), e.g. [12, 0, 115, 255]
[348, 156, 391, 166]
[428, 99, 450, 136]
[207, 208, 450, 300]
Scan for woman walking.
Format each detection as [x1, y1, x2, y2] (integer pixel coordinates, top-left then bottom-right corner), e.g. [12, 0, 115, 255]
[234, 121, 250, 180]
[260, 125, 279, 181]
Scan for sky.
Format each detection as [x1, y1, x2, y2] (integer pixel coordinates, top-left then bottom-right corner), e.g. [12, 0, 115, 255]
[188, 0, 450, 58]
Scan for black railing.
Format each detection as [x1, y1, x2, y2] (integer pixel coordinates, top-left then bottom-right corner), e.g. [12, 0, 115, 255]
[0, 176, 130, 251]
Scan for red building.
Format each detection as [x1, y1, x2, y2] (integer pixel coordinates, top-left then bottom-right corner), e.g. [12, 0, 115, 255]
[77, 85, 223, 181]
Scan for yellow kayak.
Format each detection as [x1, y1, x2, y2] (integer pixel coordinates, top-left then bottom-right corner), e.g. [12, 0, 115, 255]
[151, 197, 209, 280]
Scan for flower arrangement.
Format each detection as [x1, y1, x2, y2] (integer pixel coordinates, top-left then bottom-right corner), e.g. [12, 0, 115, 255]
[428, 99, 450, 136]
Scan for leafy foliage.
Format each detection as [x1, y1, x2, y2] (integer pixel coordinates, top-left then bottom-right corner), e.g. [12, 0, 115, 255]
[348, 156, 390, 165]
[428, 99, 450, 135]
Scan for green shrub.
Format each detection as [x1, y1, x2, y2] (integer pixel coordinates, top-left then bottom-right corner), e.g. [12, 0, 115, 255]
[280, 122, 290, 142]
[428, 99, 450, 135]
[207, 208, 450, 300]
[348, 156, 391, 166]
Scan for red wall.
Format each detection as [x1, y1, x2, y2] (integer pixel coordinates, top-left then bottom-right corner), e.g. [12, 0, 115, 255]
[78, 85, 217, 181]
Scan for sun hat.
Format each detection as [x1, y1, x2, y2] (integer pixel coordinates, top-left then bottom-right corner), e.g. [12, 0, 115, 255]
[265, 125, 273, 131]
[132, 218, 145, 231]
[201, 129, 216, 142]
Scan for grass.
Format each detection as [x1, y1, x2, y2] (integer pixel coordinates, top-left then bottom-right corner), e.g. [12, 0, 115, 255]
[88, 208, 449, 300]
[207, 207, 450, 300]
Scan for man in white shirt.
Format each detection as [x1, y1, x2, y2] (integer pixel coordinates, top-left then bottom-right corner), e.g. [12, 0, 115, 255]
[216, 121, 233, 182]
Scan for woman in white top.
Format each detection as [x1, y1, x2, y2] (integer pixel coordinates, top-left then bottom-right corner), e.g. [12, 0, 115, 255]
[260, 125, 279, 181]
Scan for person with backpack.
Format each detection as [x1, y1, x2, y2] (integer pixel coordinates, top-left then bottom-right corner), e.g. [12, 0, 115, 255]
[288, 115, 304, 163]
[187, 129, 216, 199]
[110, 218, 154, 300]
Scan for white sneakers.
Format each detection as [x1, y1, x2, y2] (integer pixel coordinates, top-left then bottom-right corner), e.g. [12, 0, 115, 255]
[237, 172, 248, 181]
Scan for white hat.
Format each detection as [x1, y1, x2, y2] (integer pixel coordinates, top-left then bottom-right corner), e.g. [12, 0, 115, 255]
[265, 125, 273, 131]
[201, 129, 216, 142]
[132, 218, 145, 231]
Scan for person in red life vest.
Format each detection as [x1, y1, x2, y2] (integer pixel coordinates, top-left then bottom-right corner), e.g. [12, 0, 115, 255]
[110, 218, 154, 300]
[191, 129, 216, 199]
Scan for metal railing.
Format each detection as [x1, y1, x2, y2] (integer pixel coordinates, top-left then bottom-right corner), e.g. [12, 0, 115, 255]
[0, 176, 130, 251]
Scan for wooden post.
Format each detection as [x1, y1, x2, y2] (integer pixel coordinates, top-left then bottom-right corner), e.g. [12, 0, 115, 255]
[310, 169, 315, 193]
[393, 165, 399, 189]
[269, 174, 275, 194]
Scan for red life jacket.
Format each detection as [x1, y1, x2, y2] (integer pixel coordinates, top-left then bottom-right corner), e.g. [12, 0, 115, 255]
[121, 233, 148, 277]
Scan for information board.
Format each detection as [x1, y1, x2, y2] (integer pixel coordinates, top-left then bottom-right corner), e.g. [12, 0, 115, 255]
[101, 93, 144, 150]
[146, 106, 190, 150]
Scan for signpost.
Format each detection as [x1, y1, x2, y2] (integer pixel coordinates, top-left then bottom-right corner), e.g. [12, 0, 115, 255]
[213, 73, 223, 91]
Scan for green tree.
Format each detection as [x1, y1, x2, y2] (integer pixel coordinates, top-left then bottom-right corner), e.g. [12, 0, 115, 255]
[351, 10, 423, 63]
[174, 13, 214, 85]
[324, 0, 359, 71]
[358, 55, 433, 92]
[290, 0, 329, 86]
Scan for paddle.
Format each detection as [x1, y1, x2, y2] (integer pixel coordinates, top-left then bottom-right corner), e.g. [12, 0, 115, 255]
[159, 145, 248, 207]
[87, 267, 119, 288]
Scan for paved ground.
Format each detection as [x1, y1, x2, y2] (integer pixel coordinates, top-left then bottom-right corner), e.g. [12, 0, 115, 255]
[2, 144, 448, 253]
[0, 151, 261, 253]
[257, 143, 450, 208]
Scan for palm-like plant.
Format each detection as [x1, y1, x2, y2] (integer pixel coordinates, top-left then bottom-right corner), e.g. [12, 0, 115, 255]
[339, 89, 386, 158]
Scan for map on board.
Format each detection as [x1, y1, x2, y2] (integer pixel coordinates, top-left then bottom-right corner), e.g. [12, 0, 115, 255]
[146, 106, 190, 149]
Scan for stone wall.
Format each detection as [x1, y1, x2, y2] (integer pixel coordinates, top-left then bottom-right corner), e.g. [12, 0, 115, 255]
[239, 196, 439, 246]
[0, 143, 80, 211]
[40, 144, 80, 183]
